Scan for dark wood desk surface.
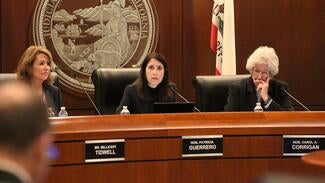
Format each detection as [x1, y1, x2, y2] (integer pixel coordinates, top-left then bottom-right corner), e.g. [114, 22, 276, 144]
[52, 111, 325, 140]
[47, 112, 325, 183]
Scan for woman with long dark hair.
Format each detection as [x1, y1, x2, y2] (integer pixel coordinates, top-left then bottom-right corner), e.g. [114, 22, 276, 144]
[116, 53, 175, 114]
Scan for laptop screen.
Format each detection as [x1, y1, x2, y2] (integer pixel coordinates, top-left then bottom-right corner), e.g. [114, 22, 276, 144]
[154, 102, 195, 113]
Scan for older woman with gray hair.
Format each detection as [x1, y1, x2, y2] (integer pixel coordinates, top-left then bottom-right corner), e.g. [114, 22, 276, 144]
[224, 46, 294, 111]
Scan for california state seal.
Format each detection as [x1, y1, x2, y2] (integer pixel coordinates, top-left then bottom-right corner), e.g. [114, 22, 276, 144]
[33, 0, 158, 92]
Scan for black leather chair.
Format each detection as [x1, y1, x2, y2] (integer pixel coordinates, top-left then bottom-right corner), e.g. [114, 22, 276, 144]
[192, 74, 250, 112]
[91, 68, 140, 114]
[0, 72, 58, 86]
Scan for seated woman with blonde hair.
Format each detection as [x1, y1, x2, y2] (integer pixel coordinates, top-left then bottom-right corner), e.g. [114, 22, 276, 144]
[16, 45, 62, 115]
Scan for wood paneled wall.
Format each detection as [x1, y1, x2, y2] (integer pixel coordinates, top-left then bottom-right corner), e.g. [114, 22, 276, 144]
[1, 0, 325, 114]
[234, 0, 325, 111]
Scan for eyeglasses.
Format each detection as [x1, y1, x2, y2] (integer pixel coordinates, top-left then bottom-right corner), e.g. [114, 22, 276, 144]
[252, 69, 269, 77]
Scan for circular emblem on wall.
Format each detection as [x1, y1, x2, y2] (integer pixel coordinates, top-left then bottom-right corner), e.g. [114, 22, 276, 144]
[33, 0, 158, 92]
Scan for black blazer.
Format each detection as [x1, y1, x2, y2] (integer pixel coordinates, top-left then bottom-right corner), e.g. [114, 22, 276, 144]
[44, 84, 62, 114]
[116, 83, 176, 114]
[224, 77, 294, 111]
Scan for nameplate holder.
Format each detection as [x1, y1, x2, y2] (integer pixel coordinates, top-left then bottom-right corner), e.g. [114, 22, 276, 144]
[182, 135, 223, 158]
[283, 135, 325, 156]
[85, 139, 125, 163]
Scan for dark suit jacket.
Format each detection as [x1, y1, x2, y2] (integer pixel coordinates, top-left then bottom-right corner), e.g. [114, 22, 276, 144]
[44, 84, 62, 114]
[0, 170, 24, 183]
[116, 83, 176, 114]
[224, 77, 294, 111]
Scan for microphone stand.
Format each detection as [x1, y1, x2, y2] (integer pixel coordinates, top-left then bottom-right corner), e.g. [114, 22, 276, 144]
[282, 88, 310, 111]
[170, 86, 201, 112]
[76, 76, 102, 115]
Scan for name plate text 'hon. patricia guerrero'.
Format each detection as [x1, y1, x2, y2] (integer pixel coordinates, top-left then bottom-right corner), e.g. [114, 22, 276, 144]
[182, 135, 223, 157]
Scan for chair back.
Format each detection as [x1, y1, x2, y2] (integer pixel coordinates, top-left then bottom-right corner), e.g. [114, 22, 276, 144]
[91, 68, 140, 114]
[192, 74, 250, 112]
[0, 72, 58, 86]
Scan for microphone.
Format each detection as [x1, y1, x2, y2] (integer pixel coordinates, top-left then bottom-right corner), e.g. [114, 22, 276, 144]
[75, 76, 102, 115]
[281, 87, 310, 111]
[169, 85, 201, 112]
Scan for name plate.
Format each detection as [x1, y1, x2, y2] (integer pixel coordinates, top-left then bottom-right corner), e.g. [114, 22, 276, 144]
[283, 135, 325, 156]
[182, 135, 223, 157]
[85, 139, 125, 163]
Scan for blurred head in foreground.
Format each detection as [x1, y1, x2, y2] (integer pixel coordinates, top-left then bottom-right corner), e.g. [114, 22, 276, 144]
[0, 81, 52, 183]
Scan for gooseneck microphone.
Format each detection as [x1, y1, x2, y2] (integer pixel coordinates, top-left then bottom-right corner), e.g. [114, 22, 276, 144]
[75, 76, 102, 115]
[169, 86, 201, 112]
[281, 87, 310, 111]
